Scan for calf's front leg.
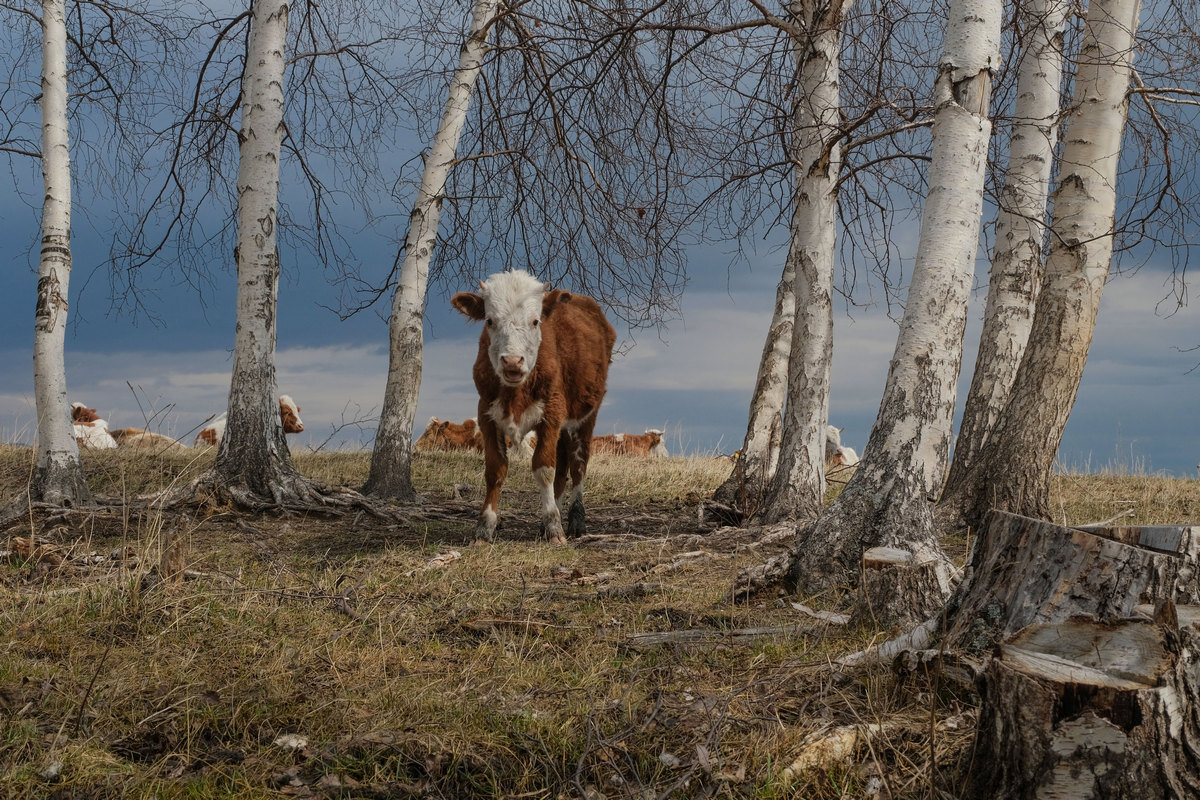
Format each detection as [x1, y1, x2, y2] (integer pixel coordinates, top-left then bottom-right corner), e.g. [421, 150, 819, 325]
[532, 429, 566, 544]
[475, 424, 508, 542]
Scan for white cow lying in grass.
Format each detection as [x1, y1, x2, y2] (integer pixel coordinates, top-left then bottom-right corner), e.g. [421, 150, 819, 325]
[71, 403, 118, 450]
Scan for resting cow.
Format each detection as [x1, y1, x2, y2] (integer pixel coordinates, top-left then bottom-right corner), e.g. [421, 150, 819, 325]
[71, 403, 118, 450]
[414, 417, 483, 452]
[822, 425, 859, 472]
[828, 445, 859, 470]
[413, 417, 536, 457]
[109, 428, 189, 451]
[194, 395, 304, 447]
[592, 429, 668, 457]
[452, 270, 616, 544]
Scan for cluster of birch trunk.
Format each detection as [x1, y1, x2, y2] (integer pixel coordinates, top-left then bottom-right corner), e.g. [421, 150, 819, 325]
[728, 0, 1145, 622]
[23, 0, 1149, 611]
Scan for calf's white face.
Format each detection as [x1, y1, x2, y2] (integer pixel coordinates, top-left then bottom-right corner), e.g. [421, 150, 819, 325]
[454, 270, 566, 388]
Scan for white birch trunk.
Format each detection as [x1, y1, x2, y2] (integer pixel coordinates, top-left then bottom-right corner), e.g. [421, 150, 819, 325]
[946, 0, 1069, 487]
[786, 0, 1001, 623]
[754, 0, 845, 524]
[32, 0, 90, 505]
[215, 0, 298, 501]
[365, 0, 499, 500]
[943, 0, 1142, 530]
[710, 261, 793, 514]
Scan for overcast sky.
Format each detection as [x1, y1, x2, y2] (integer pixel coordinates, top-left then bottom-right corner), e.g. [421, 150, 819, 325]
[2, 163, 1198, 479]
[2, 2, 1198, 483]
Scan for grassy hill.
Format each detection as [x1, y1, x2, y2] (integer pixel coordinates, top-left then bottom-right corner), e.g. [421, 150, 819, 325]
[1, 445, 1196, 798]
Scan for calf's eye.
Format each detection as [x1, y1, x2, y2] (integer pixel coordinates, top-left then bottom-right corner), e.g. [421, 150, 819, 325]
[532, 319, 540, 327]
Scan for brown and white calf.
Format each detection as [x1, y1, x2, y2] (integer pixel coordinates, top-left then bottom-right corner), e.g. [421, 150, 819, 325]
[414, 416, 538, 457]
[592, 429, 668, 457]
[414, 417, 483, 452]
[452, 270, 616, 544]
[194, 395, 304, 447]
[71, 403, 118, 450]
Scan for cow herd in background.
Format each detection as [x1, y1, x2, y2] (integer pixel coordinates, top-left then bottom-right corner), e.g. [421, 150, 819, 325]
[73, 397, 858, 473]
[67, 270, 861, 547]
[70, 396, 305, 452]
[71, 396, 859, 473]
[415, 417, 669, 459]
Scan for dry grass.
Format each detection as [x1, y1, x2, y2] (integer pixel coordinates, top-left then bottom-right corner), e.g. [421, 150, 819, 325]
[1, 444, 1197, 799]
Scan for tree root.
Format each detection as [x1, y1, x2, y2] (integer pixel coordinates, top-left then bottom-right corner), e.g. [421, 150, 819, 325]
[163, 471, 400, 520]
[729, 548, 796, 602]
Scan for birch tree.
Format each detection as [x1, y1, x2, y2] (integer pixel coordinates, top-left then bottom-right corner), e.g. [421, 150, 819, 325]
[30, 0, 90, 505]
[363, 0, 499, 501]
[749, 0, 848, 525]
[782, 0, 1001, 624]
[939, 0, 1143, 532]
[943, 0, 1070, 489]
[709, 259, 792, 515]
[192, 0, 321, 507]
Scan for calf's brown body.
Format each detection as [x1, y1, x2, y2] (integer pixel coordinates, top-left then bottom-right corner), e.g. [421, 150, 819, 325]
[453, 271, 615, 543]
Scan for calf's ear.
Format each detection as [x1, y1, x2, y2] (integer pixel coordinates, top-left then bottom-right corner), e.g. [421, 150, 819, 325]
[452, 292, 486, 320]
[542, 289, 573, 317]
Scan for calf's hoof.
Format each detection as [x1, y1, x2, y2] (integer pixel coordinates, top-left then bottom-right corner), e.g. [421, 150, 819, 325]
[473, 517, 498, 544]
[540, 519, 568, 545]
[566, 500, 586, 538]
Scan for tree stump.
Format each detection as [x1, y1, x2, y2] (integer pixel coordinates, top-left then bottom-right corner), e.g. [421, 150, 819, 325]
[853, 547, 948, 627]
[964, 615, 1200, 799]
[944, 511, 1200, 652]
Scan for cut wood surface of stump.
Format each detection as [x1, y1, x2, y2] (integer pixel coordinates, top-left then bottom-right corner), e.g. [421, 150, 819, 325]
[965, 615, 1200, 799]
[945, 511, 1200, 652]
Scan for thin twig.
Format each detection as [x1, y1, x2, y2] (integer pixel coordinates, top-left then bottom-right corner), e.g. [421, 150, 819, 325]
[74, 642, 113, 736]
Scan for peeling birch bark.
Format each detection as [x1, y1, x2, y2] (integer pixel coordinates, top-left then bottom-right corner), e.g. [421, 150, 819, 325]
[947, 0, 1069, 489]
[210, 0, 307, 505]
[751, 0, 848, 525]
[943, 0, 1143, 530]
[944, 510, 1200, 652]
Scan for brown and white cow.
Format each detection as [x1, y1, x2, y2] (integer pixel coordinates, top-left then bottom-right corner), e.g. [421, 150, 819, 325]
[414, 416, 538, 457]
[71, 403, 118, 450]
[592, 429, 668, 457]
[109, 428, 190, 452]
[414, 417, 483, 452]
[822, 425, 859, 472]
[194, 395, 304, 447]
[827, 445, 859, 471]
[452, 270, 616, 544]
